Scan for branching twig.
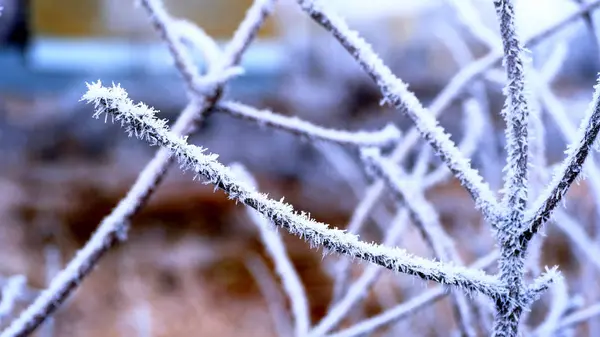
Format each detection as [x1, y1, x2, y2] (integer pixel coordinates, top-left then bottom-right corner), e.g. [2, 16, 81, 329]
[523, 75, 600, 243]
[295, 0, 501, 223]
[360, 147, 476, 337]
[81, 82, 505, 298]
[491, 1, 533, 335]
[232, 163, 311, 337]
[216, 101, 401, 149]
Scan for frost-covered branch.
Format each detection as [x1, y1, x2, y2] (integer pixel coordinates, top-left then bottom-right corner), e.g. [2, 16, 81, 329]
[295, 0, 500, 223]
[328, 96, 484, 320]
[492, 0, 531, 217]
[491, 1, 533, 335]
[82, 82, 505, 298]
[523, 75, 600, 243]
[216, 101, 401, 149]
[523, 267, 561, 307]
[231, 163, 311, 337]
[534, 277, 570, 337]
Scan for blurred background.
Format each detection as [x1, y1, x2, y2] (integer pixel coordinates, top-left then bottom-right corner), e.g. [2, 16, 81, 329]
[1, 0, 600, 336]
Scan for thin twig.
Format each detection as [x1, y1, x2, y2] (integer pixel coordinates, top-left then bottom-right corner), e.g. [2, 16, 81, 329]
[308, 210, 409, 337]
[232, 163, 311, 336]
[493, 0, 530, 215]
[216, 101, 401, 149]
[245, 254, 295, 337]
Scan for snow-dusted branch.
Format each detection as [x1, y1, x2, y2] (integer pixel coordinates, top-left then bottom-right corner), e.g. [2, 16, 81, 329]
[491, 1, 534, 335]
[328, 96, 484, 323]
[359, 148, 458, 264]
[82, 82, 505, 298]
[523, 75, 600, 243]
[216, 101, 401, 149]
[295, 0, 500, 223]
[231, 163, 311, 337]
[523, 267, 561, 307]
[534, 276, 569, 337]
[492, 0, 531, 216]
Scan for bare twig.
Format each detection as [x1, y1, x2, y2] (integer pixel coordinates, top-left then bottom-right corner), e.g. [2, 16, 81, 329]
[232, 163, 311, 336]
[245, 254, 295, 337]
[216, 101, 401, 149]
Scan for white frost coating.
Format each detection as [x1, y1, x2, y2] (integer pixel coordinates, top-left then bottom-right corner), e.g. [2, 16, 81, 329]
[533, 69, 600, 221]
[524, 266, 562, 306]
[217, 101, 401, 149]
[493, 0, 531, 218]
[231, 163, 311, 337]
[81, 82, 505, 298]
[2, 2, 277, 335]
[296, 0, 500, 223]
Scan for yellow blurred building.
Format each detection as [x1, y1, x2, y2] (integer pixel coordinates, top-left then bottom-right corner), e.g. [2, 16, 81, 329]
[32, 0, 277, 39]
